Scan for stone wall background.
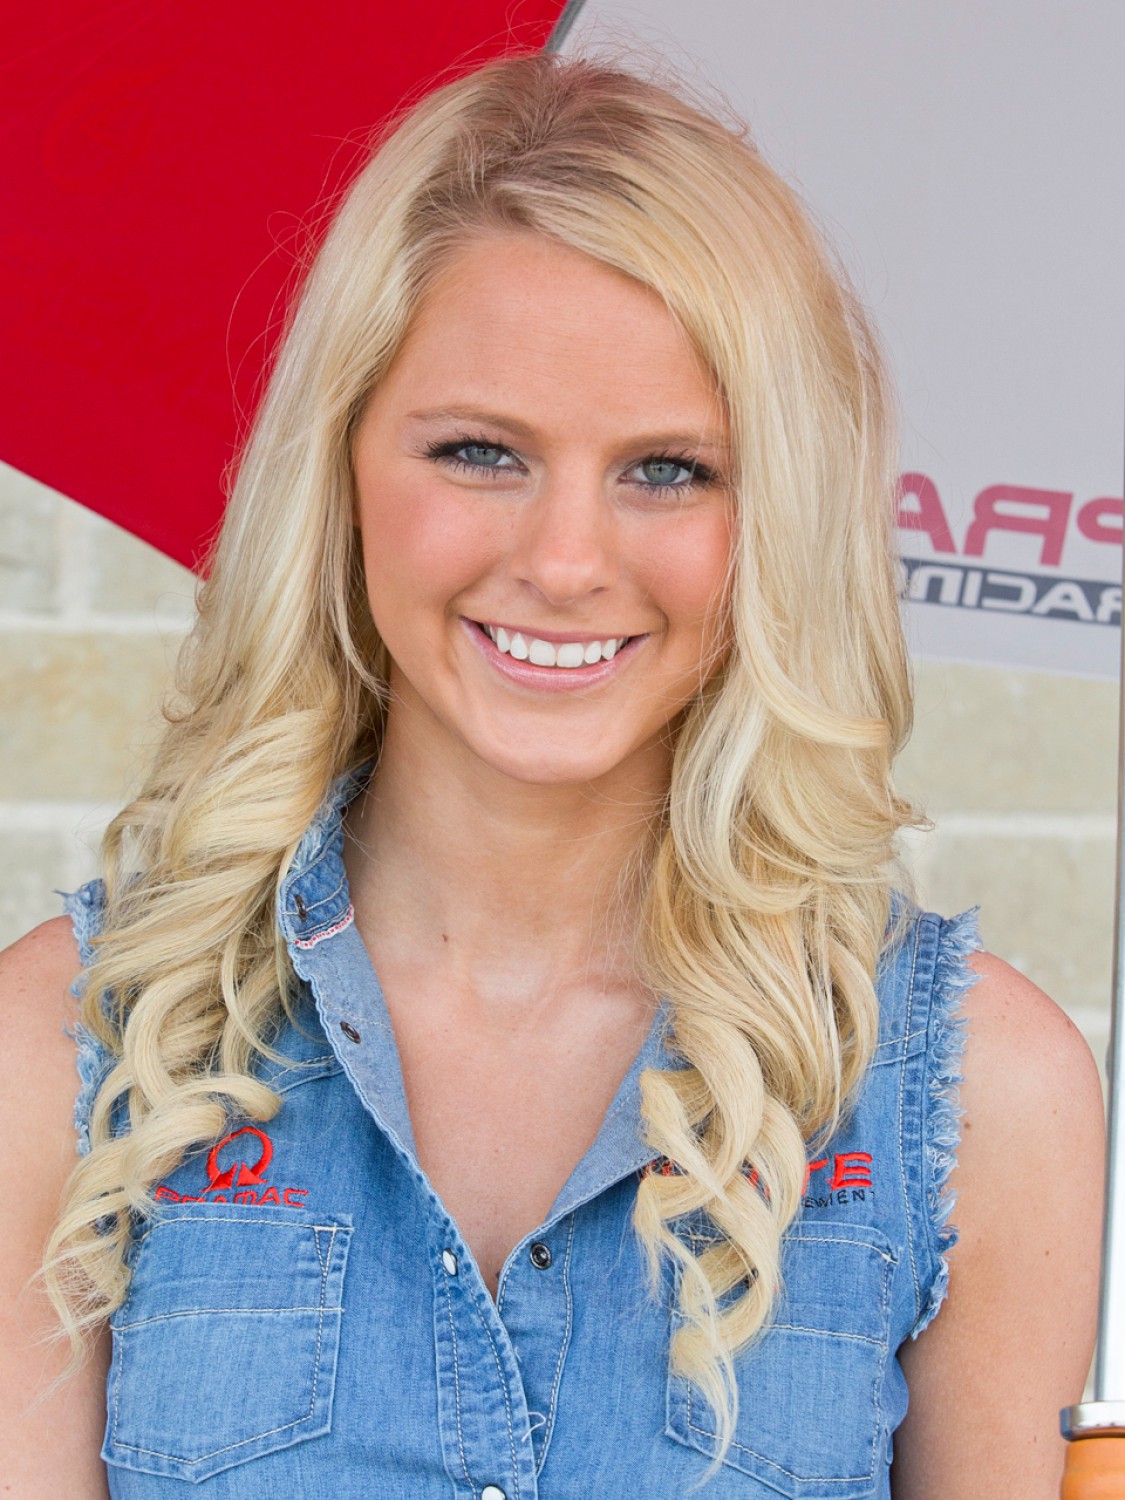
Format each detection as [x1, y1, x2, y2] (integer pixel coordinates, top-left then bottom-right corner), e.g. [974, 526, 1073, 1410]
[1, 458, 1118, 1086]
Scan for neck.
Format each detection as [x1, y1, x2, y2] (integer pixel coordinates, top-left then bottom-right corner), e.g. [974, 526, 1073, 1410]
[344, 699, 671, 1011]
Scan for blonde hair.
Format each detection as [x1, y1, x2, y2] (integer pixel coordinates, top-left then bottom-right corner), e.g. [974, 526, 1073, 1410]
[44, 52, 916, 1469]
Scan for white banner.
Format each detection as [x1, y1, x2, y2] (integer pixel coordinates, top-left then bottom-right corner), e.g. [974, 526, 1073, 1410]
[562, 0, 1125, 678]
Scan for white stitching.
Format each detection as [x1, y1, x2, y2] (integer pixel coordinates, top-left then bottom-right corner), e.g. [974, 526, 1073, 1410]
[109, 1221, 345, 1466]
[312, 1226, 328, 1280]
[442, 1267, 472, 1490]
[132, 1214, 342, 1248]
[474, 1296, 520, 1499]
[114, 1306, 327, 1329]
[784, 1231, 897, 1265]
[113, 1406, 314, 1463]
[767, 1323, 885, 1348]
[872, 1024, 927, 1055]
[307, 1225, 334, 1421]
[537, 1213, 577, 1470]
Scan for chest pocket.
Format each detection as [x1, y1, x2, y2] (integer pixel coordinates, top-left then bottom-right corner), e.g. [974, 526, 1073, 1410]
[666, 1221, 896, 1498]
[104, 1202, 352, 1484]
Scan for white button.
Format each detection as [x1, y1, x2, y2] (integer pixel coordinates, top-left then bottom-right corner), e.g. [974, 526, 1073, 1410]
[481, 1488, 507, 1500]
[441, 1249, 458, 1275]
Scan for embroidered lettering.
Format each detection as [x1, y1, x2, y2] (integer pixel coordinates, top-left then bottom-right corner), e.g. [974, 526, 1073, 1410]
[799, 1151, 877, 1211]
[643, 1150, 876, 1212]
[153, 1125, 312, 1206]
[829, 1151, 873, 1191]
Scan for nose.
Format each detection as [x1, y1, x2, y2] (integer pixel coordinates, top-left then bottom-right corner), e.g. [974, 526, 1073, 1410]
[508, 474, 619, 606]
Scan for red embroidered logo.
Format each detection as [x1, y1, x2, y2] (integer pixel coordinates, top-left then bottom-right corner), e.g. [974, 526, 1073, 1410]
[154, 1126, 310, 1207]
[206, 1125, 272, 1190]
[642, 1150, 875, 1209]
[804, 1151, 873, 1194]
[802, 1151, 874, 1208]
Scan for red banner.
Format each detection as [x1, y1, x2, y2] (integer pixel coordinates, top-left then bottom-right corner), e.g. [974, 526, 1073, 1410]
[1, 2, 567, 568]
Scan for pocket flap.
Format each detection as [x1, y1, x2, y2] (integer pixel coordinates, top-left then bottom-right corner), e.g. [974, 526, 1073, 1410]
[666, 1222, 896, 1498]
[105, 1204, 352, 1483]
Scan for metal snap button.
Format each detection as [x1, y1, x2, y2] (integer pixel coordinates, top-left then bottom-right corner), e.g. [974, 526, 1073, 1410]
[339, 1020, 361, 1044]
[441, 1249, 458, 1275]
[294, 894, 308, 920]
[529, 1241, 552, 1270]
[481, 1488, 507, 1500]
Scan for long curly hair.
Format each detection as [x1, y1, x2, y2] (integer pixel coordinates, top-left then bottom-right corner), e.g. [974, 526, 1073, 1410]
[43, 51, 916, 1468]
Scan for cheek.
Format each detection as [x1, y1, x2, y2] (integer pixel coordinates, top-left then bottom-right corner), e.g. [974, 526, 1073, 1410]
[357, 480, 501, 623]
[643, 509, 734, 639]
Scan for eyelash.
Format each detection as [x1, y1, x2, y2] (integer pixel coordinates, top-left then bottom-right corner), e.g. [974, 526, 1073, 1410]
[422, 435, 719, 491]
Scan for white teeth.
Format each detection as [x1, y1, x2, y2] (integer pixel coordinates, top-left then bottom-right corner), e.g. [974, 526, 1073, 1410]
[484, 625, 630, 667]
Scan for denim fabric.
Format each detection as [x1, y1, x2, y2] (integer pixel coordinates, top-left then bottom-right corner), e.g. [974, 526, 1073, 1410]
[64, 767, 976, 1497]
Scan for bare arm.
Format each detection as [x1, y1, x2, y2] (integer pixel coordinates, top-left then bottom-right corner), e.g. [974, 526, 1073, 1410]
[891, 951, 1105, 1498]
[0, 917, 111, 1499]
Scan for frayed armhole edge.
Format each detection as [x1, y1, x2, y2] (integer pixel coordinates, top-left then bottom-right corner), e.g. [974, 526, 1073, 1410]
[909, 906, 981, 1339]
[57, 882, 112, 1159]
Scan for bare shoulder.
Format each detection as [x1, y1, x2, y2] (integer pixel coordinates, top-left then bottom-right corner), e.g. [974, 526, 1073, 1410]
[964, 946, 1099, 1063]
[950, 949, 1104, 1307]
[0, 914, 93, 1147]
[1, 911, 84, 979]
[0, 918, 112, 1498]
[956, 951, 1104, 1202]
[0, 917, 92, 1124]
[0, 911, 89, 1258]
[0, 913, 85, 1040]
[892, 949, 1104, 1499]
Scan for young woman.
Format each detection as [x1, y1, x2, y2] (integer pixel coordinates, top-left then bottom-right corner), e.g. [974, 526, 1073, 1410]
[1, 53, 1103, 1498]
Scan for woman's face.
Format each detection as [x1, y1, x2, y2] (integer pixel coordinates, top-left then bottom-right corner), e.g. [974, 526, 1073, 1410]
[351, 232, 734, 790]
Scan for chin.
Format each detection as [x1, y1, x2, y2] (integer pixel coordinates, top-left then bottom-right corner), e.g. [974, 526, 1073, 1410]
[492, 757, 620, 788]
[474, 739, 634, 789]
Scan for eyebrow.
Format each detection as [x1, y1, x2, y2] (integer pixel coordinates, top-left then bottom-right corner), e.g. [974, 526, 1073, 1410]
[404, 406, 730, 454]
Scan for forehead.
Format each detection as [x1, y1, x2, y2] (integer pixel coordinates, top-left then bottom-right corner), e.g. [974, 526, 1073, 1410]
[365, 232, 728, 445]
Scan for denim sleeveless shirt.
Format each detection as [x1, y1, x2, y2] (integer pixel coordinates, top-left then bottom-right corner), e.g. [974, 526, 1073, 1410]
[64, 767, 976, 1498]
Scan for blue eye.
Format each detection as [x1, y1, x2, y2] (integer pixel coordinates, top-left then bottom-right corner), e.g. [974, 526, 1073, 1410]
[639, 458, 692, 486]
[423, 436, 520, 475]
[629, 454, 715, 491]
[458, 443, 507, 467]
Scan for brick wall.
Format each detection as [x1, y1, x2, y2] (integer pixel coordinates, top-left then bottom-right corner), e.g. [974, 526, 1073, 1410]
[897, 662, 1117, 1081]
[1, 460, 1117, 1079]
[0, 462, 194, 940]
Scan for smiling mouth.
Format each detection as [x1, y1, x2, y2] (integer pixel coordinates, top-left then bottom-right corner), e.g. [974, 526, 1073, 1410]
[472, 621, 636, 669]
